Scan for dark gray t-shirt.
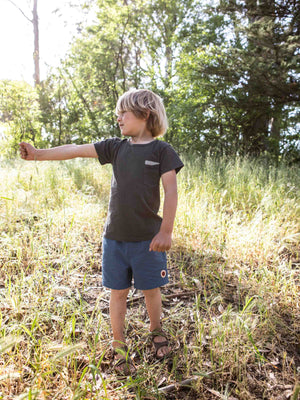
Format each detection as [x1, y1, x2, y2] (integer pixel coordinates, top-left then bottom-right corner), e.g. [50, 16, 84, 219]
[94, 138, 184, 242]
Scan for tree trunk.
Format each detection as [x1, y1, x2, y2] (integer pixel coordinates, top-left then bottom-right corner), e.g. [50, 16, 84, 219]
[242, 0, 269, 155]
[269, 104, 282, 159]
[33, 0, 40, 86]
[242, 102, 269, 155]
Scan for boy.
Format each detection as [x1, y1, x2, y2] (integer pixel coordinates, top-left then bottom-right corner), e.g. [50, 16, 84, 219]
[19, 89, 183, 375]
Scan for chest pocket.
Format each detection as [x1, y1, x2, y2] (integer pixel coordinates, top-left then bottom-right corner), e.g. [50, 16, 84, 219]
[144, 160, 160, 187]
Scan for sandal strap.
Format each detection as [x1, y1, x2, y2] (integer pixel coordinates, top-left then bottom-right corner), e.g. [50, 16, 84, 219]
[112, 348, 136, 376]
[150, 329, 170, 358]
[113, 345, 128, 357]
[150, 329, 168, 339]
[153, 339, 169, 354]
[114, 357, 128, 367]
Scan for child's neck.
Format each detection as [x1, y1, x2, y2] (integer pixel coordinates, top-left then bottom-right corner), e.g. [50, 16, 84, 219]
[129, 131, 154, 144]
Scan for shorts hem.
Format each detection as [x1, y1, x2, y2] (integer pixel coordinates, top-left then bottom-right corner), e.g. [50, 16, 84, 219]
[103, 283, 132, 290]
[134, 279, 169, 291]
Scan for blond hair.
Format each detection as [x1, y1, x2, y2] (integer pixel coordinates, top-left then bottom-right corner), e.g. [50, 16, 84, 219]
[116, 89, 168, 137]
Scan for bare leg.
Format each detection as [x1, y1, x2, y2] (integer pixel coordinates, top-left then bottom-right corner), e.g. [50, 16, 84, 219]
[110, 288, 130, 349]
[109, 288, 135, 374]
[143, 287, 170, 358]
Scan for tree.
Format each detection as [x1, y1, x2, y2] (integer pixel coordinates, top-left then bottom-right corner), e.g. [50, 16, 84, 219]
[38, 70, 101, 146]
[60, 0, 139, 139]
[33, 0, 299, 158]
[226, 0, 300, 156]
[61, 0, 201, 144]
[32, 0, 40, 85]
[6, 0, 40, 86]
[0, 80, 43, 156]
[176, 0, 300, 156]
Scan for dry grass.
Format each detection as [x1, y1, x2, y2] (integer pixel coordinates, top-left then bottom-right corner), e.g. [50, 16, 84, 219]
[0, 156, 299, 399]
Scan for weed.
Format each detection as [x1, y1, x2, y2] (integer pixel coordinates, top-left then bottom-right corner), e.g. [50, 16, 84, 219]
[0, 156, 299, 399]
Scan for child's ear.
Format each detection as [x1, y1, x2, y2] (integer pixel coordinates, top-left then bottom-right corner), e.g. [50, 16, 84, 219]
[144, 110, 150, 120]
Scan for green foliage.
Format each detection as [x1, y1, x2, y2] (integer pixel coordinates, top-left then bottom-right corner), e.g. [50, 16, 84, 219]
[0, 81, 43, 157]
[1, 0, 299, 159]
[57, 0, 204, 144]
[0, 156, 299, 398]
[174, 0, 300, 156]
[38, 71, 99, 146]
[61, 0, 141, 139]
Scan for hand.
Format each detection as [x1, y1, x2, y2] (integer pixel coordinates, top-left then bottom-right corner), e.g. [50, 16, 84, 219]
[149, 231, 172, 252]
[19, 142, 37, 160]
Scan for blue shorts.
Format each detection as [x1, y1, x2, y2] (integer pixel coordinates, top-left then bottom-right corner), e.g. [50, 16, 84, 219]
[102, 238, 168, 290]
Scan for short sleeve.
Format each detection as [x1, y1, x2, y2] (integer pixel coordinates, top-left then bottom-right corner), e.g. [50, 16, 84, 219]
[159, 143, 184, 176]
[94, 138, 122, 165]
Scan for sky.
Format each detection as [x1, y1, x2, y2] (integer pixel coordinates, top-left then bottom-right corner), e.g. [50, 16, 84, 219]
[0, 0, 94, 84]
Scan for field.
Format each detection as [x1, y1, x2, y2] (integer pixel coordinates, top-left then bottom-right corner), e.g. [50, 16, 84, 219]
[0, 156, 299, 399]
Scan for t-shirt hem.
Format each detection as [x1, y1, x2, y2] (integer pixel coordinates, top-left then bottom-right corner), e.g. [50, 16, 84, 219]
[160, 163, 184, 176]
[103, 233, 156, 242]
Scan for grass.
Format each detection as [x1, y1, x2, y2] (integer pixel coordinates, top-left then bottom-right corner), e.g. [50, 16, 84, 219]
[0, 156, 299, 399]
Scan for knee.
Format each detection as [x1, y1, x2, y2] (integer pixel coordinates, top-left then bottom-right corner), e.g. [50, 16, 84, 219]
[142, 287, 161, 300]
[111, 288, 130, 302]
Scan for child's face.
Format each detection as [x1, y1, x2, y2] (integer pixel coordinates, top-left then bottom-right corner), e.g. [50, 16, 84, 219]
[117, 111, 149, 138]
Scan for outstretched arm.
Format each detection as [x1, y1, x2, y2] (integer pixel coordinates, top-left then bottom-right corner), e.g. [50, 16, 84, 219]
[149, 169, 178, 252]
[19, 142, 98, 161]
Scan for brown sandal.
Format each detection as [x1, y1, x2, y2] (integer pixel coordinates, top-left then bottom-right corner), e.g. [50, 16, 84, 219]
[150, 329, 171, 360]
[112, 346, 136, 376]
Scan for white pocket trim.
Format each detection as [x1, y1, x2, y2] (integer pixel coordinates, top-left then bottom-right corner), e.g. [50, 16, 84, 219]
[145, 160, 160, 166]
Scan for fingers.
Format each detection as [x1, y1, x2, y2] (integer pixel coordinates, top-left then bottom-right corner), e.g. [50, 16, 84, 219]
[149, 238, 156, 251]
[149, 238, 162, 252]
[149, 241, 157, 252]
[149, 238, 171, 252]
[19, 143, 28, 159]
[149, 240, 154, 252]
[19, 142, 34, 160]
[151, 243, 162, 252]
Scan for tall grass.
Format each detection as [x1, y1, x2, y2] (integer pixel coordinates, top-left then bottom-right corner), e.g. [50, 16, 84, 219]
[0, 156, 299, 399]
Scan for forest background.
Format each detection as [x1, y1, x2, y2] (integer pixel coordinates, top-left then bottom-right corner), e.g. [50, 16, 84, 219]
[0, 0, 299, 160]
